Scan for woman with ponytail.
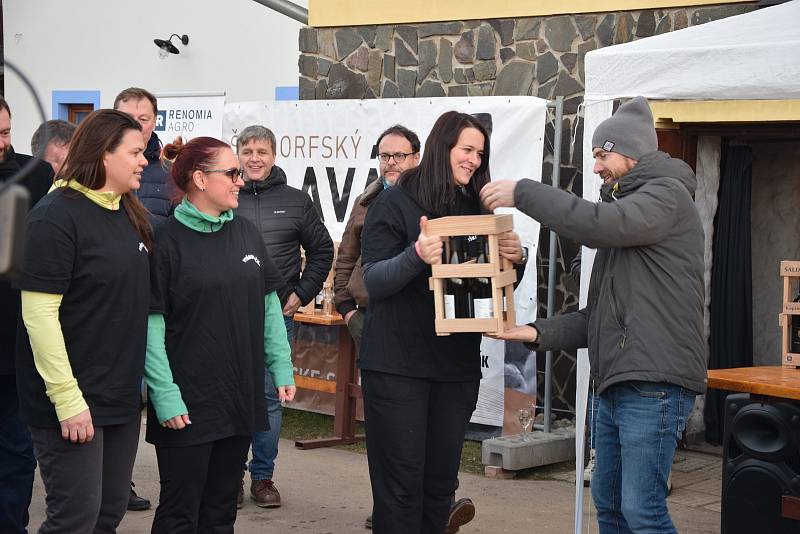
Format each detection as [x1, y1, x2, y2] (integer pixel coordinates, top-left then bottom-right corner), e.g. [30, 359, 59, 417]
[145, 136, 293, 533]
[15, 109, 152, 533]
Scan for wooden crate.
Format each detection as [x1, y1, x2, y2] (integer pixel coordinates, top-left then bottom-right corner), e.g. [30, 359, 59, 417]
[426, 214, 517, 335]
[779, 260, 800, 368]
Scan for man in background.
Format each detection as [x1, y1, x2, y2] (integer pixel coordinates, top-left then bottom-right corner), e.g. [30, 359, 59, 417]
[30, 120, 75, 175]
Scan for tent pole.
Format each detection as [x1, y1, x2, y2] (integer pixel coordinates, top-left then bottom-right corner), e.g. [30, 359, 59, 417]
[543, 96, 564, 434]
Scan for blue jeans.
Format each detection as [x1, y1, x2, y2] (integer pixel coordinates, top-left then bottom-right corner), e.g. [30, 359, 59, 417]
[591, 381, 695, 534]
[0, 375, 36, 534]
[248, 316, 294, 481]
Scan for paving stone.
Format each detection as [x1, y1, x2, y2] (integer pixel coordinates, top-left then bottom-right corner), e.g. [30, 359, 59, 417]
[396, 25, 418, 54]
[326, 63, 366, 98]
[317, 58, 332, 76]
[447, 85, 468, 97]
[357, 26, 377, 48]
[473, 60, 497, 81]
[382, 80, 400, 98]
[314, 79, 327, 99]
[515, 17, 541, 41]
[476, 24, 496, 60]
[489, 19, 515, 46]
[397, 68, 417, 97]
[317, 28, 336, 59]
[367, 50, 383, 92]
[517, 41, 537, 61]
[494, 60, 534, 96]
[575, 15, 597, 40]
[636, 10, 657, 38]
[536, 51, 559, 84]
[561, 52, 577, 73]
[500, 47, 516, 64]
[656, 13, 673, 35]
[467, 82, 493, 97]
[418, 39, 438, 80]
[438, 38, 453, 83]
[335, 27, 362, 60]
[454, 31, 475, 64]
[675, 11, 688, 30]
[615, 12, 635, 44]
[596, 14, 616, 47]
[394, 37, 418, 67]
[299, 27, 318, 53]
[345, 46, 369, 72]
[375, 25, 393, 51]
[418, 21, 463, 39]
[416, 80, 445, 97]
[692, 5, 753, 25]
[383, 53, 395, 81]
[299, 77, 315, 100]
[544, 16, 577, 52]
[299, 54, 318, 78]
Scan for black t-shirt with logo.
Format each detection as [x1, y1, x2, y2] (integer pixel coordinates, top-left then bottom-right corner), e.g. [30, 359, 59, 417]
[15, 188, 150, 428]
[146, 215, 284, 447]
[359, 186, 483, 382]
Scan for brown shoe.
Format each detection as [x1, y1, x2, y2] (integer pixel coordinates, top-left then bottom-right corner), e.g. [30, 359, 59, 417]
[444, 498, 475, 534]
[237, 479, 244, 509]
[251, 479, 281, 508]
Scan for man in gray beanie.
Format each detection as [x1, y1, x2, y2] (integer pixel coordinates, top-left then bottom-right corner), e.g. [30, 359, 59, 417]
[480, 96, 706, 533]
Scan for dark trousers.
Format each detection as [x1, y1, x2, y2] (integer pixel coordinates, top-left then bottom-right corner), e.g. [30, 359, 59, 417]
[30, 416, 140, 534]
[0, 375, 36, 534]
[151, 436, 250, 534]
[361, 370, 479, 534]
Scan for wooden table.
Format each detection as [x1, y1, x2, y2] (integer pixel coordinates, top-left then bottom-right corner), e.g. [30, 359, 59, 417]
[291, 310, 364, 449]
[707, 366, 800, 401]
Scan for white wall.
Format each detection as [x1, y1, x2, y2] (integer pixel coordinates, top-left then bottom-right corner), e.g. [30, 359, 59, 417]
[3, 0, 306, 152]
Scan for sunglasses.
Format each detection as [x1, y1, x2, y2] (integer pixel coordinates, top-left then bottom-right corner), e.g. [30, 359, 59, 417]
[204, 167, 243, 182]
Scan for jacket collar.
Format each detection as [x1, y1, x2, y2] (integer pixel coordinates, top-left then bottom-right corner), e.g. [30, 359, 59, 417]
[144, 132, 162, 163]
[359, 178, 385, 207]
[174, 197, 233, 233]
[242, 165, 287, 194]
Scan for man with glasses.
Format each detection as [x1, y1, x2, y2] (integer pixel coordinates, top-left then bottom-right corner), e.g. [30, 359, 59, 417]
[334, 125, 475, 533]
[234, 125, 333, 509]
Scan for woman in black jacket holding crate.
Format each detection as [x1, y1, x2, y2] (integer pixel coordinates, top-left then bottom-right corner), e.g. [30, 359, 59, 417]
[359, 111, 523, 534]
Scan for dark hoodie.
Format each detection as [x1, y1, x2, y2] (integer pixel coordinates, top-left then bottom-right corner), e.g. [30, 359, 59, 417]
[136, 132, 173, 224]
[514, 151, 707, 394]
[0, 147, 54, 375]
[234, 165, 333, 306]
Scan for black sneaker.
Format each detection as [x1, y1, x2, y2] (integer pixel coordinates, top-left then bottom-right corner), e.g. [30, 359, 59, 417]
[127, 482, 151, 511]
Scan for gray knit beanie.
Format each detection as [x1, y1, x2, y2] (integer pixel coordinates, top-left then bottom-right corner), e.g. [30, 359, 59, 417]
[591, 96, 657, 160]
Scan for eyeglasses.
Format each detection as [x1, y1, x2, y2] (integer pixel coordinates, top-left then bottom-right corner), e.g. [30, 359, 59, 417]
[377, 152, 417, 164]
[204, 167, 243, 182]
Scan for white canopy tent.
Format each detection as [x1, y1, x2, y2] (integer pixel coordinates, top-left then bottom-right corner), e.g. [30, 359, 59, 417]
[574, 2, 800, 532]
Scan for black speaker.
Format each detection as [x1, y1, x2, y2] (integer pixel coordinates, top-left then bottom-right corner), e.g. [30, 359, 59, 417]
[722, 393, 800, 534]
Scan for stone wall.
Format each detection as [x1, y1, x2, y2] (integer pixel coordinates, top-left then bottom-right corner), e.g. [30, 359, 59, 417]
[299, 3, 757, 413]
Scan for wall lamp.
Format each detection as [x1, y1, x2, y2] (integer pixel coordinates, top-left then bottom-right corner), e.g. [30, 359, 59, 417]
[154, 34, 189, 59]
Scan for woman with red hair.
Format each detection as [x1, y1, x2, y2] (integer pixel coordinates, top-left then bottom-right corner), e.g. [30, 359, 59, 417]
[145, 136, 294, 533]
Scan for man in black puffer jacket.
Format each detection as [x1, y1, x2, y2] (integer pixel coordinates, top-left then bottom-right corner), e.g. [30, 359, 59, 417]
[482, 97, 705, 534]
[235, 124, 333, 509]
[114, 88, 173, 224]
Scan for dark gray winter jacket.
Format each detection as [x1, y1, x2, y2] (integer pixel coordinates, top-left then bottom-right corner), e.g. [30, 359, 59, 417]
[235, 165, 333, 306]
[517, 151, 707, 394]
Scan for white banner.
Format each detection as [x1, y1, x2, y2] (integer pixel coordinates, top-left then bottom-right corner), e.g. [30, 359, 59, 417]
[155, 92, 226, 142]
[224, 96, 547, 426]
